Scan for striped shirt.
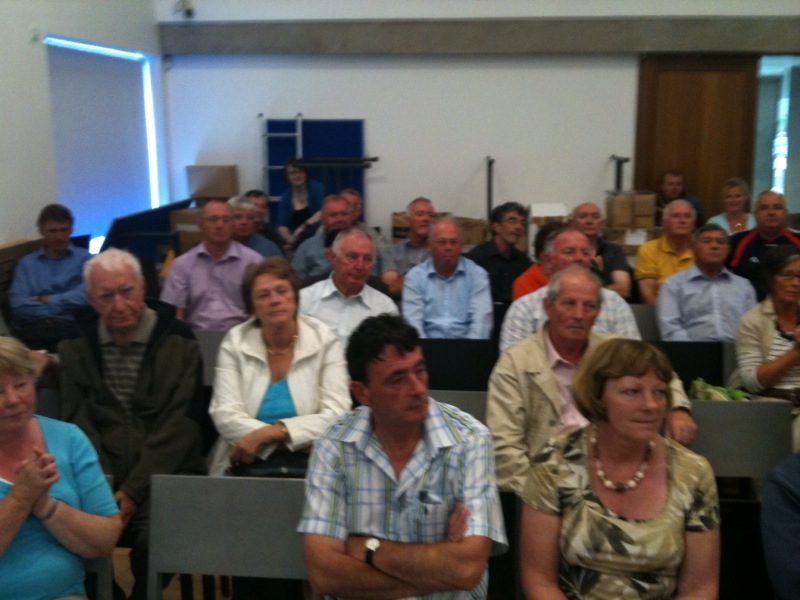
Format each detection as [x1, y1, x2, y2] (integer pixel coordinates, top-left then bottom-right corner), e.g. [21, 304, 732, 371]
[99, 307, 156, 414]
[500, 286, 641, 352]
[298, 399, 508, 600]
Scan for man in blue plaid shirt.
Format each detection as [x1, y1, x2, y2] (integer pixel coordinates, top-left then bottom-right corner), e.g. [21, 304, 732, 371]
[299, 314, 507, 599]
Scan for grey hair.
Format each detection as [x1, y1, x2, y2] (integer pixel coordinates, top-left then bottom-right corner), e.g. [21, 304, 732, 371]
[692, 222, 728, 242]
[544, 264, 602, 306]
[664, 199, 696, 220]
[406, 197, 433, 216]
[227, 195, 256, 212]
[84, 248, 142, 291]
[331, 227, 374, 256]
[542, 227, 587, 255]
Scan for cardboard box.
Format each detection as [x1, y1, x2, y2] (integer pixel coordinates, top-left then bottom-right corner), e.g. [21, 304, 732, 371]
[187, 165, 239, 199]
[454, 217, 489, 246]
[606, 192, 656, 228]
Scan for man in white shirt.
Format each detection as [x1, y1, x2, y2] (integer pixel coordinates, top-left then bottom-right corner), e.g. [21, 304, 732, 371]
[300, 228, 398, 346]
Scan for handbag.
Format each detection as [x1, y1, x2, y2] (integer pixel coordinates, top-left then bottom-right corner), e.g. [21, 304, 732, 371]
[226, 449, 308, 479]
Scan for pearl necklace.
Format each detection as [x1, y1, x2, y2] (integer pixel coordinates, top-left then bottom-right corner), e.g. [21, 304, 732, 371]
[589, 427, 655, 493]
[265, 335, 298, 356]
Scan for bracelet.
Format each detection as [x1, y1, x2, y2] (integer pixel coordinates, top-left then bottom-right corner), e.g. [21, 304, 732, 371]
[42, 499, 59, 522]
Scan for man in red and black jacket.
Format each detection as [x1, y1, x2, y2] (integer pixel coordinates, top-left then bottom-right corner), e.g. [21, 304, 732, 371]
[727, 190, 800, 300]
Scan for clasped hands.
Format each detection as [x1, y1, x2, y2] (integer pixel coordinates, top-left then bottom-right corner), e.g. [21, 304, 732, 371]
[11, 447, 59, 518]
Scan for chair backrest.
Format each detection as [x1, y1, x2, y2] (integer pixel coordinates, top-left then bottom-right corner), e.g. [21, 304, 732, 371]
[194, 330, 227, 386]
[690, 399, 793, 479]
[86, 557, 113, 600]
[430, 389, 487, 423]
[631, 303, 660, 341]
[420, 339, 498, 391]
[147, 475, 307, 600]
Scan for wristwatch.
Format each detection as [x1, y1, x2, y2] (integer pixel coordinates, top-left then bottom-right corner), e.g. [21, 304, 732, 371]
[365, 537, 381, 565]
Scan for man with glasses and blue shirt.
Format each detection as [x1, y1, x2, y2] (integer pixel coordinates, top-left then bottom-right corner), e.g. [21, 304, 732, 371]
[161, 199, 262, 330]
[59, 248, 205, 600]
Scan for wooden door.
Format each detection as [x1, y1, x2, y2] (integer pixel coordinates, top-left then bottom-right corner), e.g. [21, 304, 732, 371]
[634, 55, 758, 220]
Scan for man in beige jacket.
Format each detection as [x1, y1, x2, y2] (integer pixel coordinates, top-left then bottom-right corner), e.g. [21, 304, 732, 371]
[486, 265, 698, 495]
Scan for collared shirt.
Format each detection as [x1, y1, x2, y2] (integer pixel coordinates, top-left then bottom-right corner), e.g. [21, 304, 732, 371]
[242, 233, 282, 258]
[465, 239, 531, 304]
[8, 244, 91, 322]
[543, 330, 589, 433]
[634, 235, 694, 296]
[291, 228, 331, 282]
[380, 238, 430, 276]
[160, 241, 262, 331]
[299, 276, 399, 346]
[98, 307, 157, 413]
[657, 263, 756, 342]
[402, 257, 493, 339]
[298, 399, 508, 600]
[499, 286, 640, 352]
[727, 227, 800, 300]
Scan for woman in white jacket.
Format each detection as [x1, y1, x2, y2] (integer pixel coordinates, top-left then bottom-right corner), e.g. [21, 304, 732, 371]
[208, 257, 351, 477]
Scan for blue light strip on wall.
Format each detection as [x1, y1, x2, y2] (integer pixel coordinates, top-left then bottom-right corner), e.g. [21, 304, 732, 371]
[42, 35, 161, 209]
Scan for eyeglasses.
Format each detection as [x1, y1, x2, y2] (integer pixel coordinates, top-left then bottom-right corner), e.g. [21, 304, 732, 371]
[203, 216, 232, 224]
[502, 217, 526, 225]
[777, 271, 800, 282]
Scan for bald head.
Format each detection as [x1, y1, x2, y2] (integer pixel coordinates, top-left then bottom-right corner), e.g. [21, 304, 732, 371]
[570, 203, 604, 239]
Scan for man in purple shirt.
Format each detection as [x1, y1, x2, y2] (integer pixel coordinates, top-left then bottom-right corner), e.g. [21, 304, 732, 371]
[160, 200, 262, 330]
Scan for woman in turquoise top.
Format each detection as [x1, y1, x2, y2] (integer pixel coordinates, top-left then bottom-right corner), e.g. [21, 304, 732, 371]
[706, 177, 756, 235]
[0, 337, 121, 600]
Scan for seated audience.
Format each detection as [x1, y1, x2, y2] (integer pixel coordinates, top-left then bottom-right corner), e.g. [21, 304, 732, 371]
[380, 197, 436, 298]
[730, 246, 800, 417]
[209, 257, 351, 599]
[403, 219, 492, 339]
[488, 266, 696, 495]
[8, 204, 91, 351]
[501, 229, 639, 352]
[570, 201, 633, 299]
[635, 199, 696, 304]
[299, 314, 507, 600]
[727, 190, 800, 300]
[244, 188, 287, 250]
[706, 177, 756, 235]
[276, 158, 325, 247]
[761, 451, 800, 600]
[291, 194, 355, 283]
[656, 169, 704, 225]
[511, 221, 570, 301]
[60, 248, 206, 600]
[228, 195, 282, 257]
[464, 202, 532, 325]
[0, 336, 122, 599]
[657, 223, 756, 341]
[160, 199, 262, 331]
[299, 229, 398, 346]
[519, 338, 719, 599]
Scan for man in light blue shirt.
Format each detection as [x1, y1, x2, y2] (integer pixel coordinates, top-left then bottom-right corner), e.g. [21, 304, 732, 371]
[8, 204, 91, 350]
[299, 314, 507, 599]
[402, 219, 493, 339]
[299, 228, 398, 346]
[657, 223, 756, 342]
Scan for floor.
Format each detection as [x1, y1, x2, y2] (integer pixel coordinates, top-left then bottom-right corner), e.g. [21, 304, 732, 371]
[112, 548, 221, 599]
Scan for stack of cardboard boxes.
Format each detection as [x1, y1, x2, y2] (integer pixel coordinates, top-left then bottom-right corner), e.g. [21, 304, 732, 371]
[605, 192, 661, 255]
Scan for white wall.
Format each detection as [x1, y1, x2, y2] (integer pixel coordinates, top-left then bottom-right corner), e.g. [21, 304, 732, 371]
[0, 1, 158, 245]
[165, 54, 638, 232]
[155, 0, 800, 22]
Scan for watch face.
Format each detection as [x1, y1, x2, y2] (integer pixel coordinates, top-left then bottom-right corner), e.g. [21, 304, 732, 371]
[366, 538, 380, 551]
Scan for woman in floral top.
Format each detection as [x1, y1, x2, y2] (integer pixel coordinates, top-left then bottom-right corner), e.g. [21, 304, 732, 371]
[520, 338, 720, 600]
